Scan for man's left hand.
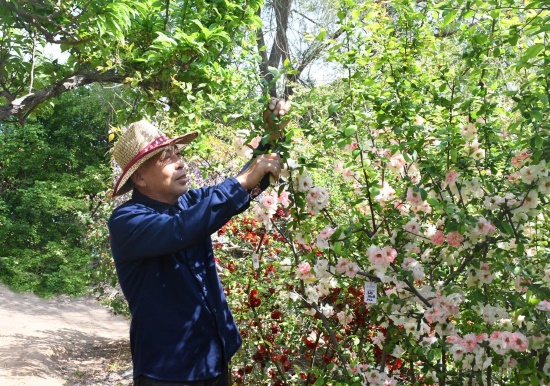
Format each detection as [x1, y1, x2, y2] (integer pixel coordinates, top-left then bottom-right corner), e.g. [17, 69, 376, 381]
[263, 98, 291, 141]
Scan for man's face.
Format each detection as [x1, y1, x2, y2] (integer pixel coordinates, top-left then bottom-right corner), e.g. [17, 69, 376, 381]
[133, 145, 190, 204]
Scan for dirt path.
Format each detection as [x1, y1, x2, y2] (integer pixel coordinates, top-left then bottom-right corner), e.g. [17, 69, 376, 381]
[0, 284, 132, 386]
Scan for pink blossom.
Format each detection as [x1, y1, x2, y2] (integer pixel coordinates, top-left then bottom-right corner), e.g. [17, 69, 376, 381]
[388, 153, 406, 174]
[512, 150, 531, 167]
[384, 246, 398, 263]
[296, 262, 312, 280]
[348, 141, 358, 151]
[478, 262, 493, 284]
[341, 168, 354, 180]
[475, 217, 496, 236]
[446, 231, 463, 247]
[489, 336, 507, 355]
[520, 166, 536, 184]
[372, 331, 386, 348]
[404, 218, 421, 235]
[476, 333, 488, 342]
[319, 227, 336, 239]
[508, 332, 529, 352]
[336, 259, 350, 274]
[424, 307, 442, 324]
[337, 310, 353, 326]
[462, 333, 478, 352]
[394, 201, 409, 213]
[501, 331, 513, 346]
[490, 331, 502, 340]
[261, 195, 278, 213]
[446, 335, 462, 345]
[412, 201, 432, 214]
[446, 170, 459, 185]
[536, 300, 550, 311]
[374, 182, 396, 205]
[316, 226, 337, 249]
[423, 335, 437, 346]
[306, 186, 329, 214]
[449, 344, 465, 361]
[277, 190, 291, 207]
[345, 261, 360, 278]
[461, 122, 477, 138]
[406, 187, 422, 204]
[507, 172, 520, 182]
[511, 156, 523, 168]
[431, 230, 445, 245]
[368, 245, 388, 266]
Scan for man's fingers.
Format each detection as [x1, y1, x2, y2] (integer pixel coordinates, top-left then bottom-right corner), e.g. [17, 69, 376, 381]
[275, 99, 285, 115]
[263, 152, 281, 160]
[260, 154, 283, 175]
[269, 97, 278, 111]
[267, 98, 291, 116]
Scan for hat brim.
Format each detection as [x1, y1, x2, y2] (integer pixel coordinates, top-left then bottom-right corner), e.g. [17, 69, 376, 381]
[112, 132, 198, 197]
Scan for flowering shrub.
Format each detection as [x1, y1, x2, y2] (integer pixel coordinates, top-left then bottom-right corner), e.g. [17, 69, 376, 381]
[82, 0, 550, 384]
[214, 1, 550, 385]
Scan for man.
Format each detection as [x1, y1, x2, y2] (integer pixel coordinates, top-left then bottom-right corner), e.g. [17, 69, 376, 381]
[108, 100, 288, 386]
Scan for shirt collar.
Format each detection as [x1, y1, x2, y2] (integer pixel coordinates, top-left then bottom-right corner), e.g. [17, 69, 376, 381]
[131, 188, 180, 214]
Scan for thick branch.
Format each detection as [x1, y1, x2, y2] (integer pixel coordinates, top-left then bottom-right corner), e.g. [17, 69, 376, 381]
[291, 27, 345, 81]
[267, 0, 292, 69]
[0, 70, 126, 124]
[255, 7, 271, 86]
[0, 0, 91, 46]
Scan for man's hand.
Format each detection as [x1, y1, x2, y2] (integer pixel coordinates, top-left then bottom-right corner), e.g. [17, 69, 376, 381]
[263, 98, 291, 142]
[236, 153, 283, 191]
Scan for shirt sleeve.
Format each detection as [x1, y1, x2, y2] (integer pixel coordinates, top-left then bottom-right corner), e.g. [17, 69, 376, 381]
[109, 178, 250, 261]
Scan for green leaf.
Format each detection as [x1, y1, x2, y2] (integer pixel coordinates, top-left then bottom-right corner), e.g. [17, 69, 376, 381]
[154, 32, 177, 47]
[523, 43, 544, 60]
[501, 221, 514, 236]
[508, 32, 519, 46]
[344, 125, 357, 137]
[532, 135, 543, 149]
[441, 10, 457, 27]
[316, 28, 327, 41]
[516, 242, 524, 256]
[283, 57, 291, 68]
[314, 377, 325, 386]
[473, 34, 487, 44]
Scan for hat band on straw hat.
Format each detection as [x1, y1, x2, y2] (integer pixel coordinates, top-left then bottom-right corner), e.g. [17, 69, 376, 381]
[113, 135, 171, 194]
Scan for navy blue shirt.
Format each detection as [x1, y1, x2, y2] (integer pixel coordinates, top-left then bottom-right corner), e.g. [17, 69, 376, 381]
[108, 177, 250, 381]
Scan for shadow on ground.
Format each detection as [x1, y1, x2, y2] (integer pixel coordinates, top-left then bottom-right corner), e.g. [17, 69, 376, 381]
[0, 285, 132, 386]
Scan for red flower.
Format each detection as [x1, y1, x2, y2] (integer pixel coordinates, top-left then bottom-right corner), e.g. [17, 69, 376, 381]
[249, 289, 261, 308]
[271, 309, 282, 319]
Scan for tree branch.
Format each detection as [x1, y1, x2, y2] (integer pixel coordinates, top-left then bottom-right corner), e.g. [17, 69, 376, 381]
[0, 70, 126, 124]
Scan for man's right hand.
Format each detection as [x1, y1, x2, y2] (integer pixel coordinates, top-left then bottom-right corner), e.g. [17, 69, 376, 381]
[236, 152, 283, 191]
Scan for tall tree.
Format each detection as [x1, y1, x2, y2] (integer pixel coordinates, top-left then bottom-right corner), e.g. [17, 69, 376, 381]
[0, 86, 118, 296]
[0, 0, 263, 124]
[256, 0, 343, 97]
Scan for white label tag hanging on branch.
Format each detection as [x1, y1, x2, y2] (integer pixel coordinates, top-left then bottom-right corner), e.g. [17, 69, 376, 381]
[252, 253, 260, 269]
[364, 282, 377, 304]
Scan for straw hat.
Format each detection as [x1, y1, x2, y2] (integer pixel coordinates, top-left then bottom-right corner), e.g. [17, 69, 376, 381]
[112, 119, 198, 196]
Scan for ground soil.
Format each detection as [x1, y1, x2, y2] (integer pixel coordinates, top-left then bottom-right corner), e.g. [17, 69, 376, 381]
[0, 284, 133, 386]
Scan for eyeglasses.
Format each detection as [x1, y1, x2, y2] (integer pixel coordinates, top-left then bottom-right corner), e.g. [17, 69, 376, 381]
[158, 145, 183, 163]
